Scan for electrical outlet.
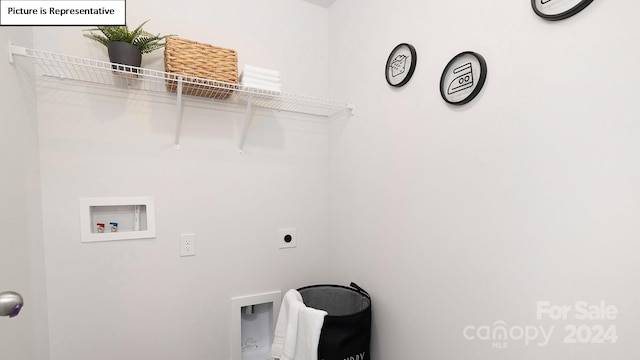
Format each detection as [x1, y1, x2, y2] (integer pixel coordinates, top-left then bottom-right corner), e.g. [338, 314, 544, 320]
[278, 228, 297, 249]
[180, 233, 195, 257]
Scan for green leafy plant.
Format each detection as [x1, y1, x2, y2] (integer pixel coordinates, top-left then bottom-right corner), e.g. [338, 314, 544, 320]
[83, 20, 173, 54]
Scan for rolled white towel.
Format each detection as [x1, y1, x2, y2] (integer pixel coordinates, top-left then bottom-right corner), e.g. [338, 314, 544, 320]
[242, 77, 281, 88]
[243, 64, 281, 78]
[240, 71, 281, 84]
[242, 77, 282, 93]
[242, 82, 282, 94]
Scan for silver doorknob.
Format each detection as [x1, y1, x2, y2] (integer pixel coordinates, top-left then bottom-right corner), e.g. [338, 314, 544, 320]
[0, 291, 24, 318]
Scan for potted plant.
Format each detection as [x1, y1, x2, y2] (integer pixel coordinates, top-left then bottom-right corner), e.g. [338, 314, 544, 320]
[83, 20, 173, 74]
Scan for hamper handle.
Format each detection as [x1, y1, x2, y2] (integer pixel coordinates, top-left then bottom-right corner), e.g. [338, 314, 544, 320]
[350, 282, 370, 297]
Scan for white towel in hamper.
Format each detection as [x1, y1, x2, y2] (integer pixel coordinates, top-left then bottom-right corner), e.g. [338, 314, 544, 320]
[293, 306, 327, 360]
[272, 289, 302, 359]
[271, 289, 327, 360]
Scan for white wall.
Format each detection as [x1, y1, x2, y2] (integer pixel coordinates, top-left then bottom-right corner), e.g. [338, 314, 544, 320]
[14, 1, 639, 359]
[0, 27, 50, 360]
[328, 1, 640, 359]
[31, 1, 332, 359]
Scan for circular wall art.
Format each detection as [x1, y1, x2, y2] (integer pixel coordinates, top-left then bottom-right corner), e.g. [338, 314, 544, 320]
[439, 51, 487, 105]
[532, 0, 594, 21]
[385, 43, 417, 87]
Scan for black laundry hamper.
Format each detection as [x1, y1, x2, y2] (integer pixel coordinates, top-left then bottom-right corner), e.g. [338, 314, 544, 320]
[298, 282, 371, 360]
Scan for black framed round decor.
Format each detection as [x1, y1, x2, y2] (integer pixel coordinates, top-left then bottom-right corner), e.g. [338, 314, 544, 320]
[439, 51, 487, 105]
[532, 0, 594, 21]
[385, 43, 417, 87]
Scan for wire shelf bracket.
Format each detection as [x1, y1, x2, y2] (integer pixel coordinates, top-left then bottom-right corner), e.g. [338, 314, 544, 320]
[8, 42, 354, 151]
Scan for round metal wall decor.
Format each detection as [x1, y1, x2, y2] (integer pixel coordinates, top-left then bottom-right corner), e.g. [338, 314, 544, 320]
[439, 51, 487, 105]
[385, 43, 417, 87]
[532, 0, 594, 21]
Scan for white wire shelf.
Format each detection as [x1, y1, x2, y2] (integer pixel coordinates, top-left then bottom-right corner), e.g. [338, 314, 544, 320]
[8, 42, 353, 150]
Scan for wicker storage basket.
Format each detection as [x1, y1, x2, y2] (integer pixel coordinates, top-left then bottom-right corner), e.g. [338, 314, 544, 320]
[164, 37, 238, 99]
